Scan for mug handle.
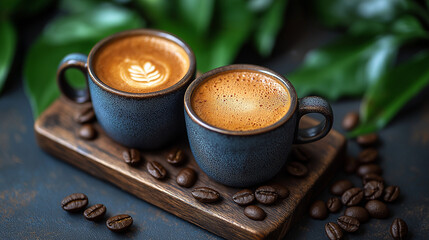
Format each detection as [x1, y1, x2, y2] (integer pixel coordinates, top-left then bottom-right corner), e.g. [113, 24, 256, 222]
[57, 53, 90, 103]
[294, 96, 333, 144]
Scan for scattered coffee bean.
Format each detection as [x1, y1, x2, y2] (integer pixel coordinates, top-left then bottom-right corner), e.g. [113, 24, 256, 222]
[176, 168, 197, 188]
[326, 197, 342, 213]
[344, 156, 359, 174]
[364, 180, 384, 200]
[362, 173, 384, 185]
[384, 185, 400, 203]
[341, 187, 363, 206]
[292, 147, 310, 162]
[356, 133, 379, 147]
[309, 200, 328, 220]
[390, 218, 408, 240]
[255, 186, 278, 205]
[286, 161, 308, 177]
[344, 206, 370, 223]
[78, 124, 97, 140]
[232, 189, 255, 206]
[365, 200, 389, 219]
[325, 222, 343, 240]
[330, 179, 354, 196]
[106, 214, 133, 232]
[337, 215, 360, 232]
[122, 148, 141, 165]
[192, 187, 220, 203]
[146, 161, 167, 180]
[167, 148, 186, 166]
[75, 105, 95, 124]
[271, 184, 289, 199]
[357, 164, 382, 177]
[358, 148, 379, 164]
[244, 205, 266, 221]
[84, 204, 106, 221]
[342, 112, 359, 131]
[61, 193, 88, 212]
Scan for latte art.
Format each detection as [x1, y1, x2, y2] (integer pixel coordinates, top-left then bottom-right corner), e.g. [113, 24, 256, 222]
[120, 59, 169, 88]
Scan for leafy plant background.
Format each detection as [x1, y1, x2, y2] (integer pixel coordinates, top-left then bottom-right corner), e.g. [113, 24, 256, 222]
[1, 0, 428, 137]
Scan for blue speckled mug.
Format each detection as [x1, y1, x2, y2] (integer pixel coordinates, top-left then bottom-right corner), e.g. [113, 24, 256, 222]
[57, 29, 196, 149]
[184, 64, 333, 187]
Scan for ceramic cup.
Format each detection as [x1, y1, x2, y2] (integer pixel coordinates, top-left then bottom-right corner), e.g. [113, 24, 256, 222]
[184, 64, 333, 187]
[57, 29, 196, 149]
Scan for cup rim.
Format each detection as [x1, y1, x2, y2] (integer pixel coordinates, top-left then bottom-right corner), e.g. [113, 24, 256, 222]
[184, 64, 298, 136]
[87, 29, 196, 98]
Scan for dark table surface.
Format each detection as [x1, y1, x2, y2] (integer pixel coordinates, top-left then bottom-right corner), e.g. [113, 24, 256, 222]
[1, 7, 429, 240]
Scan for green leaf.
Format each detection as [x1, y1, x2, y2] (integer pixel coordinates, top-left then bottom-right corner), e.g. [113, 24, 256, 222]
[350, 51, 429, 136]
[177, 0, 214, 36]
[0, 0, 21, 16]
[0, 19, 16, 94]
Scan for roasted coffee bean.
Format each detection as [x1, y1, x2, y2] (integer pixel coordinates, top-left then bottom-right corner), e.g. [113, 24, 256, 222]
[384, 185, 400, 203]
[326, 197, 342, 213]
[255, 186, 278, 205]
[309, 200, 328, 220]
[232, 189, 255, 206]
[344, 206, 370, 223]
[344, 156, 359, 174]
[365, 200, 389, 219]
[358, 148, 378, 164]
[357, 164, 382, 177]
[362, 173, 384, 185]
[341, 187, 363, 206]
[84, 204, 106, 221]
[176, 168, 197, 188]
[106, 214, 133, 232]
[364, 181, 384, 200]
[337, 215, 360, 232]
[78, 124, 97, 140]
[75, 105, 95, 124]
[271, 184, 289, 199]
[292, 147, 310, 162]
[342, 112, 359, 131]
[244, 205, 266, 221]
[325, 222, 343, 240]
[61, 193, 88, 212]
[286, 161, 308, 177]
[356, 133, 379, 147]
[122, 148, 141, 165]
[167, 148, 186, 166]
[390, 218, 408, 240]
[330, 179, 354, 196]
[146, 161, 167, 179]
[192, 187, 220, 203]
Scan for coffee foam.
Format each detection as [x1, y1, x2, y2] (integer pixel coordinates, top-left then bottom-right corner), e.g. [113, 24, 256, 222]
[191, 71, 291, 131]
[93, 35, 189, 93]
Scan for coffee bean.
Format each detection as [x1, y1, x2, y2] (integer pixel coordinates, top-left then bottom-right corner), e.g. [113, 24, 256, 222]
[362, 173, 384, 185]
[75, 105, 95, 124]
[146, 161, 167, 179]
[364, 180, 384, 200]
[122, 148, 141, 165]
[286, 161, 308, 177]
[356, 133, 379, 147]
[61, 193, 88, 212]
[344, 206, 370, 223]
[232, 189, 255, 206]
[326, 197, 342, 213]
[271, 184, 289, 199]
[384, 185, 400, 203]
[344, 156, 358, 174]
[244, 205, 266, 221]
[176, 168, 197, 188]
[342, 112, 359, 131]
[365, 200, 389, 219]
[84, 204, 106, 221]
[292, 147, 310, 162]
[341, 187, 363, 206]
[337, 215, 360, 232]
[390, 218, 408, 240]
[330, 179, 354, 196]
[192, 187, 220, 203]
[255, 186, 278, 205]
[78, 124, 97, 140]
[309, 200, 328, 220]
[167, 148, 186, 166]
[357, 164, 382, 177]
[358, 148, 378, 164]
[106, 214, 133, 232]
[325, 222, 343, 240]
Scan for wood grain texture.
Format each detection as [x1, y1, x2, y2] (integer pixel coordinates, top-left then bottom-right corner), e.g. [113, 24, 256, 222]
[34, 97, 346, 240]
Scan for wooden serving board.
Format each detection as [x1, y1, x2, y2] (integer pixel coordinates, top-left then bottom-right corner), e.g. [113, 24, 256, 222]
[34, 98, 346, 240]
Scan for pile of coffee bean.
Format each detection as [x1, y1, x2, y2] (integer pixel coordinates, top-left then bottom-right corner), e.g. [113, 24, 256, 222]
[75, 105, 97, 140]
[308, 111, 408, 240]
[61, 193, 133, 232]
